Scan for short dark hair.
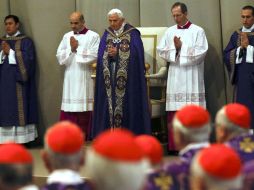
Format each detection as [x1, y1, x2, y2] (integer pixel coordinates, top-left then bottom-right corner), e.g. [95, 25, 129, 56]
[79, 14, 85, 22]
[171, 2, 188, 14]
[242, 5, 254, 16]
[4, 15, 20, 24]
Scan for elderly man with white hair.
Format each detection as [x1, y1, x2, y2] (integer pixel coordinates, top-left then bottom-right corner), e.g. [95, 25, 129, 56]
[215, 103, 254, 163]
[190, 144, 242, 190]
[144, 104, 211, 190]
[41, 121, 94, 190]
[92, 8, 151, 138]
[85, 128, 150, 190]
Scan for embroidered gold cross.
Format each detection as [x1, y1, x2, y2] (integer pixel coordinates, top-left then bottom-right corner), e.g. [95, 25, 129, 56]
[239, 137, 254, 153]
[154, 172, 173, 190]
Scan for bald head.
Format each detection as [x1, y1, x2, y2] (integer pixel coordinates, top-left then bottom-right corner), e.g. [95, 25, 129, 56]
[69, 11, 85, 33]
[70, 11, 85, 22]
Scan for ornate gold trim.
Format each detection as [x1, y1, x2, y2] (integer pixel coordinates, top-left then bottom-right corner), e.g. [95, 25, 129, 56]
[15, 39, 28, 81]
[106, 27, 135, 39]
[0, 36, 26, 41]
[103, 31, 131, 128]
[229, 49, 236, 83]
[16, 83, 25, 126]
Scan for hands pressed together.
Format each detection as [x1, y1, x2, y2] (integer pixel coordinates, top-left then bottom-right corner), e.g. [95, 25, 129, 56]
[70, 36, 78, 53]
[107, 45, 117, 58]
[240, 32, 249, 48]
[1, 41, 10, 55]
[174, 36, 182, 51]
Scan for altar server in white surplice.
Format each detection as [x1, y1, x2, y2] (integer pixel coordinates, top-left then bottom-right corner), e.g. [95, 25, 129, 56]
[157, 2, 208, 153]
[56, 11, 100, 140]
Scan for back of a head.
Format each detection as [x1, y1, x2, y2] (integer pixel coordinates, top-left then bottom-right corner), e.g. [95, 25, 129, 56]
[215, 103, 251, 142]
[43, 121, 85, 171]
[173, 105, 211, 148]
[85, 128, 150, 190]
[191, 144, 242, 190]
[135, 135, 163, 166]
[0, 143, 33, 189]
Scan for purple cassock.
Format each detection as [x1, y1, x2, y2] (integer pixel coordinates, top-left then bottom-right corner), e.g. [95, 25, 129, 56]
[0, 34, 38, 126]
[227, 133, 254, 163]
[243, 160, 254, 190]
[92, 23, 151, 138]
[41, 182, 94, 190]
[223, 28, 254, 129]
[144, 143, 208, 190]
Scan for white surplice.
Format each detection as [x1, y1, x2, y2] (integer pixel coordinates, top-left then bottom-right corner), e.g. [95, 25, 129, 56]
[157, 24, 208, 111]
[56, 30, 100, 112]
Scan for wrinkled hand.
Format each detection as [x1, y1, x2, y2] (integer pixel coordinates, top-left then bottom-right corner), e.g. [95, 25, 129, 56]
[174, 36, 182, 50]
[1, 41, 10, 55]
[240, 32, 249, 48]
[70, 36, 78, 52]
[108, 45, 117, 58]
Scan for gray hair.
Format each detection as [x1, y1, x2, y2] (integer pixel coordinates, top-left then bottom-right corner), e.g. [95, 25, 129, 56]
[108, 8, 124, 18]
[44, 141, 84, 170]
[173, 116, 211, 143]
[191, 152, 242, 190]
[215, 108, 248, 136]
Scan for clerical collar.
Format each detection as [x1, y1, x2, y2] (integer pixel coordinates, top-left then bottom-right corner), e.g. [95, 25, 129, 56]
[74, 27, 88, 35]
[242, 24, 254, 32]
[177, 21, 192, 29]
[6, 30, 21, 38]
[114, 22, 126, 36]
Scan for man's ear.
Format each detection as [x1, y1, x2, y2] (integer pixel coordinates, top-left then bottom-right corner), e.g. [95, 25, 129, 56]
[80, 149, 85, 167]
[190, 176, 206, 190]
[216, 126, 227, 143]
[15, 22, 20, 30]
[40, 150, 53, 173]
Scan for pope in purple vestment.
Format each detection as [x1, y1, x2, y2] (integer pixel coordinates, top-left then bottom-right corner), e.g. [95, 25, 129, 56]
[92, 9, 151, 138]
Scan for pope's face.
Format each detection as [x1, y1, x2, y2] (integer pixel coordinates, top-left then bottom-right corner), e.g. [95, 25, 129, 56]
[108, 13, 124, 31]
[241, 9, 254, 29]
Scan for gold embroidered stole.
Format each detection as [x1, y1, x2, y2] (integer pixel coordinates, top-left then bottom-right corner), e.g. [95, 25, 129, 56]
[103, 27, 134, 128]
